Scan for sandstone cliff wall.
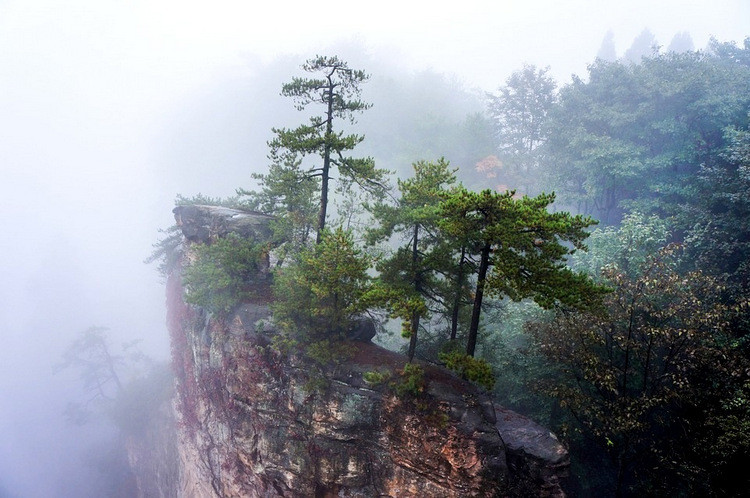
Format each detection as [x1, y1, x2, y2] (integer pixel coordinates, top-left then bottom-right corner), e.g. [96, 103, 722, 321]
[165, 291, 568, 497]
[134, 205, 569, 497]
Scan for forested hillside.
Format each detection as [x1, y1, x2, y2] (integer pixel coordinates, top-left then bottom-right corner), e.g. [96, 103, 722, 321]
[480, 38, 750, 496]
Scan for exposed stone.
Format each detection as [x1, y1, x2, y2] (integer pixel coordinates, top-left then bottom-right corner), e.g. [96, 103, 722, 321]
[153, 287, 569, 497]
[346, 316, 377, 342]
[172, 204, 273, 244]
[495, 407, 569, 497]
[125, 398, 180, 498]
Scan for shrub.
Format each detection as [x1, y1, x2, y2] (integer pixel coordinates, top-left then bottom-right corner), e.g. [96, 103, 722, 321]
[183, 234, 267, 313]
[439, 350, 495, 391]
[305, 339, 355, 368]
[394, 363, 426, 398]
[363, 369, 392, 386]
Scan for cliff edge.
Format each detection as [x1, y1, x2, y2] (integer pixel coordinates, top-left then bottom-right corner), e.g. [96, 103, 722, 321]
[141, 205, 569, 497]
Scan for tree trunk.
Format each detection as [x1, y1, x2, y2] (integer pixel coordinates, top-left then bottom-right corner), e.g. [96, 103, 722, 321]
[408, 223, 420, 361]
[407, 311, 419, 362]
[449, 246, 466, 341]
[316, 84, 335, 244]
[615, 451, 626, 498]
[98, 337, 124, 395]
[467, 243, 491, 357]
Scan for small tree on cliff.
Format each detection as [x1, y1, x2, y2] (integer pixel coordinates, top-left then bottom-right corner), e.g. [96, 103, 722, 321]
[440, 187, 605, 357]
[182, 234, 269, 314]
[238, 154, 319, 260]
[272, 226, 372, 340]
[270, 55, 389, 243]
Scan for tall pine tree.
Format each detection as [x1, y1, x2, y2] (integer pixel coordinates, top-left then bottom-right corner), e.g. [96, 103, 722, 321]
[366, 158, 457, 361]
[270, 56, 389, 243]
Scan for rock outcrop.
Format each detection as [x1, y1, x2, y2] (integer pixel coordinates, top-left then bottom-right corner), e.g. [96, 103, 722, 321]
[172, 204, 274, 244]
[143, 205, 570, 497]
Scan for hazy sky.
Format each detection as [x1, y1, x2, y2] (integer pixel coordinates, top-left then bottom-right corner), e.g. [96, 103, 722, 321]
[0, 0, 746, 496]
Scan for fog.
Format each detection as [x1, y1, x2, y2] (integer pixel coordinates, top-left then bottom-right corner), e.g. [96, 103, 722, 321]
[0, 0, 746, 495]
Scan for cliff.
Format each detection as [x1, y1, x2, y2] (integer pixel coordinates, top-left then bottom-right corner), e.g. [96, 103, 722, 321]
[143, 205, 569, 497]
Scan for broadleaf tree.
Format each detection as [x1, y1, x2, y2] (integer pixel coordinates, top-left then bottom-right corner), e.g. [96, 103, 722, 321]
[269, 55, 389, 243]
[683, 121, 750, 338]
[530, 246, 750, 496]
[487, 64, 557, 195]
[545, 49, 750, 224]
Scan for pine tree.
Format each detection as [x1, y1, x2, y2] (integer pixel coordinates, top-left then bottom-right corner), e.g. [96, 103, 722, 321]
[269, 56, 389, 243]
[272, 226, 371, 340]
[366, 158, 457, 361]
[440, 187, 605, 357]
[238, 154, 319, 260]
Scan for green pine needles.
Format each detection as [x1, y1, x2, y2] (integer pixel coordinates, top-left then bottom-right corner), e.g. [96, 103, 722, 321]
[271, 227, 372, 340]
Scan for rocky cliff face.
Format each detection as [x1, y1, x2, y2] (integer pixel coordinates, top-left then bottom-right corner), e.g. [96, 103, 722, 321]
[146, 205, 569, 497]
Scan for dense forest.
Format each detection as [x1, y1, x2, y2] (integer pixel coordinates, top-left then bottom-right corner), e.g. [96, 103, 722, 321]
[153, 38, 750, 496]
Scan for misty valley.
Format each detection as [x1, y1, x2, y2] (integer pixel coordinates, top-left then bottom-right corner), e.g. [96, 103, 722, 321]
[2, 8, 749, 497]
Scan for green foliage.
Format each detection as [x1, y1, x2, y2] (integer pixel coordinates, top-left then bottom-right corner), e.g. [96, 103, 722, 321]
[682, 122, 750, 337]
[305, 339, 355, 368]
[394, 363, 426, 398]
[441, 188, 602, 307]
[365, 365, 440, 418]
[571, 211, 670, 280]
[439, 186, 606, 356]
[363, 282, 427, 340]
[362, 369, 392, 386]
[439, 349, 495, 391]
[366, 158, 457, 246]
[145, 225, 183, 278]
[147, 194, 250, 279]
[174, 193, 244, 208]
[291, 338, 358, 393]
[271, 227, 371, 340]
[182, 234, 268, 313]
[238, 155, 319, 261]
[365, 158, 459, 360]
[530, 245, 750, 495]
[708, 36, 750, 66]
[480, 300, 557, 420]
[487, 64, 557, 195]
[545, 49, 750, 224]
